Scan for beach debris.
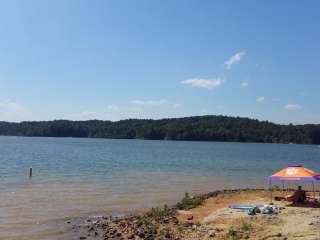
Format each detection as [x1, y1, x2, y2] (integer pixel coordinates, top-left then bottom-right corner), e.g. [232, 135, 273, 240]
[229, 204, 280, 215]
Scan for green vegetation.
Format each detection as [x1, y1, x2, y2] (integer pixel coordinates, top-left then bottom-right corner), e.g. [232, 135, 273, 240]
[227, 227, 241, 240]
[176, 192, 206, 210]
[134, 204, 176, 240]
[226, 222, 253, 239]
[241, 222, 253, 232]
[0, 115, 320, 144]
[145, 204, 171, 221]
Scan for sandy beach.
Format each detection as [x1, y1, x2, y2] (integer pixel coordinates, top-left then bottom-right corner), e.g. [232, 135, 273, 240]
[70, 189, 320, 240]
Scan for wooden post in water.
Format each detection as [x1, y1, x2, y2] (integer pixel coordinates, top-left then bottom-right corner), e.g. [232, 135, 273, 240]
[29, 167, 32, 178]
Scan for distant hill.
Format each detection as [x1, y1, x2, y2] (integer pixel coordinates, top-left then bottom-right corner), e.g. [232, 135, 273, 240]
[0, 115, 320, 144]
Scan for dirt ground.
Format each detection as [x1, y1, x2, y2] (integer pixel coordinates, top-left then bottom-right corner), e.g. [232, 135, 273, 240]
[177, 190, 320, 240]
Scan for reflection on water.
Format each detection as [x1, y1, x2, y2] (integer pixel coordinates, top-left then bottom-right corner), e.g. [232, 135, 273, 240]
[0, 137, 319, 239]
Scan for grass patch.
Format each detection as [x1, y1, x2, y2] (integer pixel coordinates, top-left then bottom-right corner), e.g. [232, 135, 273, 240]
[227, 227, 241, 240]
[176, 192, 206, 210]
[226, 222, 253, 240]
[145, 204, 171, 220]
[241, 222, 253, 232]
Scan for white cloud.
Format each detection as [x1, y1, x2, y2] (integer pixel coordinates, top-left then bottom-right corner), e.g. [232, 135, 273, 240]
[70, 104, 145, 121]
[224, 51, 246, 69]
[256, 97, 265, 103]
[200, 108, 209, 115]
[181, 78, 224, 89]
[107, 104, 120, 111]
[0, 99, 23, 111]
[79, 111, 98, 117]
[284, 104, 302, 111]
[127, 106, 144, 113]
[131, 99, 180, 108]
[0, 99, 29, 122]
[107, 104, 144, 114]
[68, 110, 102, 120]
[241, 82, 248, 87]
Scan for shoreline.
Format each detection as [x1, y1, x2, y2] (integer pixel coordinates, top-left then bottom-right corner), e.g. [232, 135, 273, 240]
[1, 135, 320, 146]
[69, 188, 320, 240]
[69, 189, 263, 240]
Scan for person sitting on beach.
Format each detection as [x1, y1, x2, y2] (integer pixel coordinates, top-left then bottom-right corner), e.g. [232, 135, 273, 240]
[286, 186, 306, 203]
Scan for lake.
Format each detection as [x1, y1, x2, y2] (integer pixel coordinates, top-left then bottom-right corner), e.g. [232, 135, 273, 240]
[0, 136, 319, 239]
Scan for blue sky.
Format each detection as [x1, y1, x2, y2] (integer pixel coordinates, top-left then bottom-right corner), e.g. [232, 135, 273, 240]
[0, 1, 319, 123]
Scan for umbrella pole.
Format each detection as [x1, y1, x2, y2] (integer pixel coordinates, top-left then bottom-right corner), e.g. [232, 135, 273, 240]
[312, 181, 315, 200]
[282, 180, 285, 198]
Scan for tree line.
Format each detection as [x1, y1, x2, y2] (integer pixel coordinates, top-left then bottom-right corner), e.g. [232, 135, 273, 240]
[0, 115, 320, 144]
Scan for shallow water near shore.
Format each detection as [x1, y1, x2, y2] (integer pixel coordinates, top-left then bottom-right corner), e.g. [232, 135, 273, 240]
[0, 136, 319, 239]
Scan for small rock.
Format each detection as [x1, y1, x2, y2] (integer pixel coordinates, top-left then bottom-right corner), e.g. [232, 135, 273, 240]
[184, 222, 193, 228]
[208, 230, 216, 237]
[128, 234, 134, 239]
[187, 215, 194, 220]
[138, 232, 145, 238]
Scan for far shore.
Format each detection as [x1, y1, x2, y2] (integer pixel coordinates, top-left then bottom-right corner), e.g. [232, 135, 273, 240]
[2, 135, 320, 147]
[1, 115, 320, 145]
[70, 188, 320, 240]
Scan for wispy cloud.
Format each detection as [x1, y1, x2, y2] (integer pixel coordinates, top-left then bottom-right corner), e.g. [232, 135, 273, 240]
[200, 108, 209, 115]
[284, 104, 302, 111]
[107, 104, 120, 111]
[70, 104, 145, 121]
[241, 81, 248, 87]
[256, 97, 265, 103]
[224, 51, 246, 69]
[0, 99, 29, 122]
[181, 78, 224, 89]
[107, 104, 144, 113]
[70, 111, 100, 120]
[131, 99, 180, 108]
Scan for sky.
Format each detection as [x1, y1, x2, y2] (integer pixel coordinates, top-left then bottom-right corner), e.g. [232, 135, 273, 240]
[0, 0, 319, 124]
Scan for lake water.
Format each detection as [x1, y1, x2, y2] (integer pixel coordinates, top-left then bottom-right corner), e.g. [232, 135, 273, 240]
[0, 136, 319, 239]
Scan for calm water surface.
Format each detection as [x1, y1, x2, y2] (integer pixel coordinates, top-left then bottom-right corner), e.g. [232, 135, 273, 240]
[0, 136, 319, 239]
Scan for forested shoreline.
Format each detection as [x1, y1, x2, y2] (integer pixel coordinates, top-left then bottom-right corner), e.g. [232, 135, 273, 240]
[0, 115, 320, 144]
